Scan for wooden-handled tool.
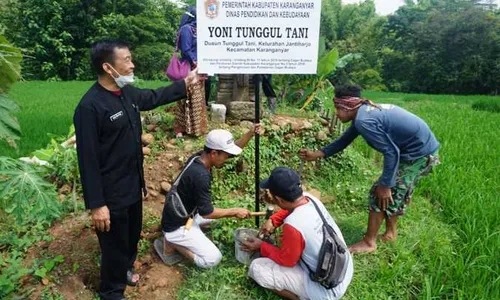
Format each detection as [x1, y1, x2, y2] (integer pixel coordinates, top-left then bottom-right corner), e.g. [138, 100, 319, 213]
[250, 205, 275, 219]
[250, 211, 266, 217]
[184, 217, 194, 233]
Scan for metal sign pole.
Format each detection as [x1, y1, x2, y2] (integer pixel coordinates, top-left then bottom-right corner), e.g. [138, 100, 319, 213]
[253, 74, 262, 227]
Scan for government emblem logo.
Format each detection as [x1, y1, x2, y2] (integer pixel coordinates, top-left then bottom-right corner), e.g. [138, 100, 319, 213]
[205, 0, 219, 19]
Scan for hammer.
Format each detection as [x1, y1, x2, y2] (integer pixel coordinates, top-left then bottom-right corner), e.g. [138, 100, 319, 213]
[250, 205, 275, 219]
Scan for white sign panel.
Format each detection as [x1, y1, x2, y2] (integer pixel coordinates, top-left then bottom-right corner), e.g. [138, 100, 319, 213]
[197, 0, 322, 75]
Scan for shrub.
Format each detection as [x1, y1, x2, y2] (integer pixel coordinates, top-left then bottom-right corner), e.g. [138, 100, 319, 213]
[352, 69, 387, 91]
[472, 100, 500, 113]
[133, 43, 174, 81]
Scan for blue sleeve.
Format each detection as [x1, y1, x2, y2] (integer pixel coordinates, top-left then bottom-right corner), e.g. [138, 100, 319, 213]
[357, 120, 400, 187]
[179, 26, 196, 65]
[320, 125, 359, 158]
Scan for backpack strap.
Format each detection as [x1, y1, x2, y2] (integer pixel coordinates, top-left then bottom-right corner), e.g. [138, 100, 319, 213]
[300, 196, 342, 273]
[172, 155, 200, 186]
[174, 31, 180, 52]
[307, 196, 330, 227]
[301, 257, 315, 274]
[175, 25, 195, 52]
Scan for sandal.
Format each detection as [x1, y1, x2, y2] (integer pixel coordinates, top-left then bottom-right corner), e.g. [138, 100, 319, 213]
[126, 268, 140, 286]
[154, 238, 184, 266]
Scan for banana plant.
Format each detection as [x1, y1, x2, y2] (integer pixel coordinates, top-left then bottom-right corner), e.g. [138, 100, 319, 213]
[296, 49, 362, 111]
[0, 35, 23, 148]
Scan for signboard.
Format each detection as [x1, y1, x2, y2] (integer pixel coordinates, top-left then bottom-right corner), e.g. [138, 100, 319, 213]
[197, 0, 322, 75]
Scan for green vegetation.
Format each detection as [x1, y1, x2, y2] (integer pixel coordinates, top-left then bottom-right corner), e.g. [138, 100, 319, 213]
[472, 99, 500, 113]
[0, 34, 22, 148]
[1, 1, 499, 94]
[0, 80, 168, 157]
[0, 0, 182, 81]
[327, 91, 500, 298]
[1, 82, 498, 299]
[177, 91, 500, 299]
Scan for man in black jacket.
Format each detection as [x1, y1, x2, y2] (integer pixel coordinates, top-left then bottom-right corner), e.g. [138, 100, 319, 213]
[73, 39, 200, 300]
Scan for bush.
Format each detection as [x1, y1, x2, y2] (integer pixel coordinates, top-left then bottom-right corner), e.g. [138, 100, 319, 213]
[472, 100, 500, 113]
[74, 49, 94, 81]
[133, 43, 174, 81]
[352, 69, 387, 91]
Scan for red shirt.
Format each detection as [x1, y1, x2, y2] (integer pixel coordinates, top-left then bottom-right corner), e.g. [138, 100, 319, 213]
[260, 208, 306, 267]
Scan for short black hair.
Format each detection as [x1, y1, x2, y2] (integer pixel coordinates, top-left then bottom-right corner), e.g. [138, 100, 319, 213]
[203, 146, 235, 158]
[90, 39, 130, 75]
[335, 84, 362, 98]
[203, 146, 215, 153]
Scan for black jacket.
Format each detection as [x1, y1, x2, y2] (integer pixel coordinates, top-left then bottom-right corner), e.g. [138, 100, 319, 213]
[74, 81, 187, 210]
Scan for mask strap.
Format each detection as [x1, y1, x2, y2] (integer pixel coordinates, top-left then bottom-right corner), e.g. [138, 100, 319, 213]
[105, 63, 121, 79]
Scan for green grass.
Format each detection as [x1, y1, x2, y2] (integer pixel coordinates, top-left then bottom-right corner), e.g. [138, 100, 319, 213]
[325, 92, 500, 298]
[2, 82, 499, 299]
[472, 99, 500, 113]
[1, 80, 168, 157]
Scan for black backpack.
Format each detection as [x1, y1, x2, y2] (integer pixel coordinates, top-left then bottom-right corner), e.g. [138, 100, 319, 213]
[301, 197, 349, 289]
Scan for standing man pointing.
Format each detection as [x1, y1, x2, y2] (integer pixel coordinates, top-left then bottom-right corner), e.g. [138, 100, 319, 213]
[300, 85, 440, 254]
[74, 39, 200, 300]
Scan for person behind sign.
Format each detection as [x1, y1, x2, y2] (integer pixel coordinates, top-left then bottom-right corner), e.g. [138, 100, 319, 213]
[173, 6, 209, 138]
[299, 85, 440, 254]
[241, 167, 353, 300]
[74, 39, 201, 299]
[160, 125, 261, 268]
[251, 74, 278, 114]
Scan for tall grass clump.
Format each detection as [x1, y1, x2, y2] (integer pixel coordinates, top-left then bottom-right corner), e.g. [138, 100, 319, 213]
[472, 99, 500, 113]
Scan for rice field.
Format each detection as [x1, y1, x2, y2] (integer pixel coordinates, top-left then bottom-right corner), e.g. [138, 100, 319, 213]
[329, 92, 500, 299]
[0, 80, 167, 157]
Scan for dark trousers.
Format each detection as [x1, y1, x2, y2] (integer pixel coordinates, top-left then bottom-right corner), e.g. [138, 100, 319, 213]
[262, 74, 277, 113]
[205, 76, 212, 105]
[96, 200, 142, 300]
[262, 74, 276, 98]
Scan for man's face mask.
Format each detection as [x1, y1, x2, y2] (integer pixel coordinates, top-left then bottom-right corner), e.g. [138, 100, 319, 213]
[106, 64, 134, 88]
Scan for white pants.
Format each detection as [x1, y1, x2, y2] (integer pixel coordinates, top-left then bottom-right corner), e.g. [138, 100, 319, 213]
[249, 258, 308, 299]
[163, 214, 222, 268]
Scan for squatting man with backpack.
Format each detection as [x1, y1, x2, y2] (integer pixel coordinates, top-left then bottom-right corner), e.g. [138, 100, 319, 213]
[159, 125, 260, 268]
[299, 85, 440, 254]
[241, 167, 354, 300]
